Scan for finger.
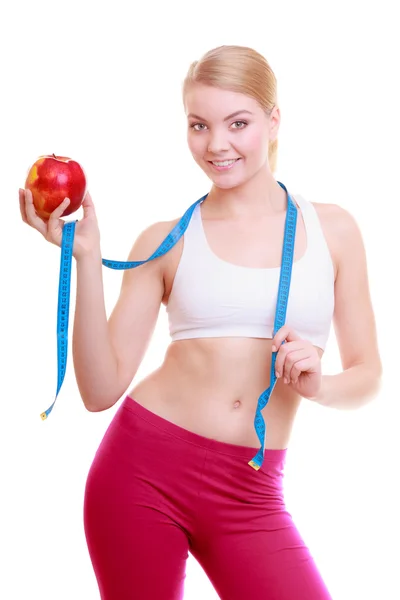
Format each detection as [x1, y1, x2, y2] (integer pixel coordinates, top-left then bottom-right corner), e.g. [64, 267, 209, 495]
[274, 341, 304, 378]
[272, 326, 301, 352]
[289, 357, 318, 384]
[47, 198, 71, 239]
[19, 188, 28, 223]
[281, 349, 312, 383]
[288, 365, 301, 385]
[24, 188, 47, 236]
[82, 190, 96, 220]
[48, 197, 70, 221]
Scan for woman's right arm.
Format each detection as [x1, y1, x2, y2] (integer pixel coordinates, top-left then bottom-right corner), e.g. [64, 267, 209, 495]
[73, 222, 166, 412]
[72, 248, 118, 411]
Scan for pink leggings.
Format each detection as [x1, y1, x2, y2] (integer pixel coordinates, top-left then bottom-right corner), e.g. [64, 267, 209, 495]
[84, 396, 332, 599]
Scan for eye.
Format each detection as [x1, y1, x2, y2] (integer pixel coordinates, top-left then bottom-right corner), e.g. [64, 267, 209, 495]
[231, 120, 247, 129]
[190, 123, 207, 131]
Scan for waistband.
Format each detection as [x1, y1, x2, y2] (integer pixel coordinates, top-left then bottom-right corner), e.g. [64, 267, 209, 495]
[123, 395, 287, 461]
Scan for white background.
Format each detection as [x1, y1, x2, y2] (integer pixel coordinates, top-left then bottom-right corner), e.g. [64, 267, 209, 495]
[1, 1, 399, 598]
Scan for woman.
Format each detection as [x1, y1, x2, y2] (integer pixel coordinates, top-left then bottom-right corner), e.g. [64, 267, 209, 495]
[19, 45, 382, 599]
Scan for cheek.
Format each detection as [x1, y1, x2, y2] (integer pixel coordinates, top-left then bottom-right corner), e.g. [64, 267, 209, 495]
[241, 129, 268, 157]
[187, 133, 205, 159]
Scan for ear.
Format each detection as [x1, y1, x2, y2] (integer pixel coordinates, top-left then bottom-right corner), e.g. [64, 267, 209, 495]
[269, 105, 281, 141]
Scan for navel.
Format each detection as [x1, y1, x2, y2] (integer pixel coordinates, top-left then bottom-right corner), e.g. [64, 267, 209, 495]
[233, 400, 241, 409]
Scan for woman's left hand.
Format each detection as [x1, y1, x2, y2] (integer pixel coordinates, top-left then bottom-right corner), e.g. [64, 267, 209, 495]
[272, 326, 322, 399]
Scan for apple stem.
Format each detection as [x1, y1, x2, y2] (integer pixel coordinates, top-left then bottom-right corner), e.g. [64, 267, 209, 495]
[53, 153, 57, 159]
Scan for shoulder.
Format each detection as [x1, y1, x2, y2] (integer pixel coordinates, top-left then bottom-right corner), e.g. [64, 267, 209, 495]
[308, 200, 364, 279]
[128, 217, 181, 261]
[125, 216, 183, 287]
[311, 200, 360, 236]
[312, 200, 364, 252]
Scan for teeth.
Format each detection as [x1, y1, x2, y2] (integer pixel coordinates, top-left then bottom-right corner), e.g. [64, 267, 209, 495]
[212, 159, 238, 167]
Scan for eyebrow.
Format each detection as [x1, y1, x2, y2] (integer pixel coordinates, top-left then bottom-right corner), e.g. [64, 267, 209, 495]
[187, 110, 253, 122]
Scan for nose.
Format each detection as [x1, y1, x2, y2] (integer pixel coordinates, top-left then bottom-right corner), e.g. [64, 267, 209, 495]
[207, 130, 230, 154]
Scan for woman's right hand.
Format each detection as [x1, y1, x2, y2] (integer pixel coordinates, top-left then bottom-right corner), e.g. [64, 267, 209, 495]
[19, 188, 101, 261]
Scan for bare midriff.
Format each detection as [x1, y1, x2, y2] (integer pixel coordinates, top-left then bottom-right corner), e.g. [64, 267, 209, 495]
[128, 337, 323, 449]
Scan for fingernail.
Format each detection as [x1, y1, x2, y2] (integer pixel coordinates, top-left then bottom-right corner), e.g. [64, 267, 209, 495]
[283, 378, 288, 384]
[272, 345, 277, 352]
[275, 371, 280, 378]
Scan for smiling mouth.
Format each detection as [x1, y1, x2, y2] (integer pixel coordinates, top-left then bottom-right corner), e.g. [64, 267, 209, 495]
[208, 158, 242, 170]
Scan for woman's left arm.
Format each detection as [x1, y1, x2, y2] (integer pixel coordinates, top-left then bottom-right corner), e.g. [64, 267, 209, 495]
[312, 204, 382, 409]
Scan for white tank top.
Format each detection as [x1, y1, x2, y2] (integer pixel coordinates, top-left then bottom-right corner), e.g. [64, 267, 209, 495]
[166, 193, 335, 350]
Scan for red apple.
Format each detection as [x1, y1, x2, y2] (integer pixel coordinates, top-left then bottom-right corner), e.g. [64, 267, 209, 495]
[25, 154, 87, 220]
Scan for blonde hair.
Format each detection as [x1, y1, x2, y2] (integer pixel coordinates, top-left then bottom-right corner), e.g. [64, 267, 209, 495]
[183, 45, 279, 173]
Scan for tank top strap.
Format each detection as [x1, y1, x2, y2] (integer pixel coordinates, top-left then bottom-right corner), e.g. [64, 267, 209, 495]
[179, 201, 209, 258]
[292, 192, 326, 252]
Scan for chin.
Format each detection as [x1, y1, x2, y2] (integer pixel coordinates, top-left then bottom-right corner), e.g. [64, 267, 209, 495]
[208, 172, 251, 190]
[210, 178, 243, 190]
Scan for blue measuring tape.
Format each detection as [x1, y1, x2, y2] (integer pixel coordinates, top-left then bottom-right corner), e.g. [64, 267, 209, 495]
[40, 181, 297, 470]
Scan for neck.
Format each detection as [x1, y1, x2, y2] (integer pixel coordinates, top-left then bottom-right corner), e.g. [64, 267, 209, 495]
[204, 165, 287, 219]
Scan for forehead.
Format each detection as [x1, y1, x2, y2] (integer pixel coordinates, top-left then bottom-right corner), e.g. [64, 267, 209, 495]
[185, 83, 261, 119]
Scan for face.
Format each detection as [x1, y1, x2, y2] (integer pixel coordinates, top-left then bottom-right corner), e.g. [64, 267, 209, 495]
[185, 83, 280, 189]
